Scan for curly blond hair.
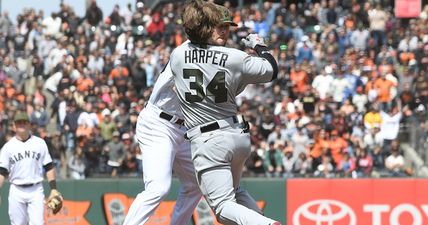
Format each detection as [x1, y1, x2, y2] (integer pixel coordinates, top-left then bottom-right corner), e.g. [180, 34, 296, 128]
[182, 0, 222, 44]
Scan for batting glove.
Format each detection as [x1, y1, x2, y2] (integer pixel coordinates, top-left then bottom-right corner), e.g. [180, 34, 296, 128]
[241, 34, 267, 49]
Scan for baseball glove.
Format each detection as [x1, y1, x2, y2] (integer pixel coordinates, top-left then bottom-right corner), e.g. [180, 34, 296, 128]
[47, 189, 63, 214]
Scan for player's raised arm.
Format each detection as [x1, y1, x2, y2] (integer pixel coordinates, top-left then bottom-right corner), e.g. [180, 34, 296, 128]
[241, 34, 278, 82]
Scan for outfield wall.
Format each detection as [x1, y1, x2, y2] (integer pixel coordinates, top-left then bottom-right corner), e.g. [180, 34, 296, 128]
[1, 178, 427, 225]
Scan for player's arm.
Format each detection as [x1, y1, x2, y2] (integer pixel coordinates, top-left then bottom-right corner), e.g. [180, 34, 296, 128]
[253, 45, 278, 81]
[0, 171, 6, 189]
[45, 165, 57, 190]
[0, 148, 9, 189]
[241, 34, 278, 81]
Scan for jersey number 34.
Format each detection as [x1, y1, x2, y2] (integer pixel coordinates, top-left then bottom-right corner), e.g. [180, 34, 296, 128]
[183, 69, 228, 103]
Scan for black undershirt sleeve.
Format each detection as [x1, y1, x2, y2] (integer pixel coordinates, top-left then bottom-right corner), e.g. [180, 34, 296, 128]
[43, 162, 54, 171]
[0, 167, 9, 177]
[254, 45, 278, 81]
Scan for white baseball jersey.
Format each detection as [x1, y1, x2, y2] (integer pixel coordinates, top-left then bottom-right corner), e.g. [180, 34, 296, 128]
[170, 42, 274, 128]
[0, 135, 52, 185]
[147, 41, 192, 118]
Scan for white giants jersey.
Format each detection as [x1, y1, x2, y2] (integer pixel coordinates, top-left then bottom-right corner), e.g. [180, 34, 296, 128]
[147, 62, 183, 118]
[0, 135, 52, 185]
[170, 42, 274, 128]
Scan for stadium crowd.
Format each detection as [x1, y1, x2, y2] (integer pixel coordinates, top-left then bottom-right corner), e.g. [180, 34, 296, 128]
[0, 0, 427, 179]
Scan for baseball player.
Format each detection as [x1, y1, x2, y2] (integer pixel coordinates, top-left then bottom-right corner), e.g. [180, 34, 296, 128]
[170, 1, 281, 224]
[0, 111, 63, 225]
[123, 3, 264, 225]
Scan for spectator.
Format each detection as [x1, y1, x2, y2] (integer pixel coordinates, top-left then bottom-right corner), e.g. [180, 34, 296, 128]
[105, 130, 125, 177]
[355, 147, 373, 178]
[245, 146, 265, 177]
[384, 141, 407, 177]
[336, 151, 356, 178]
[85, 0, 103, 27]
[263, 142, 283, 177]
[282, 147, 294, 178]
[292, 152, 311, 177]
[68, 146, 86, 179]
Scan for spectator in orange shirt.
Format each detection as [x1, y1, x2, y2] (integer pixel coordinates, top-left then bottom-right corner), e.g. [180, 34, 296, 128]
[76, 72, 95, 93]
[109, 60, 129, 94]
[311, 129, 330, 169]
[374, 73, 396, 111]
[328, 129, 348, 165]
[290, 64, 308, 96]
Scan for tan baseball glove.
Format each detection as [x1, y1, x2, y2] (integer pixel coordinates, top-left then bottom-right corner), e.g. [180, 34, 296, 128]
[47, 189, 63, 214]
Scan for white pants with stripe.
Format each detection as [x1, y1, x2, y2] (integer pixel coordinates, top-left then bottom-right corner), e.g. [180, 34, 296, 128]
[123, 105, 202, 225]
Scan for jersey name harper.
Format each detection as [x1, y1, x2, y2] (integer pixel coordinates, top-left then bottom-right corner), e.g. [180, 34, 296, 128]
[9, 151, 41, 165]
[184, 49, 228, 67]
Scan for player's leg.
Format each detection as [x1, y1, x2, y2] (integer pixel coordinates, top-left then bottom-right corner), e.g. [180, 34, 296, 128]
[171, 137, 203, 225]
[191, 129, 276, 225]
[230, 133, 263, 215]
[235, 186, 263, 215]
[27, 185, 45, 225]
[8, 186, 29, 225]
[123, 114, 176, 225]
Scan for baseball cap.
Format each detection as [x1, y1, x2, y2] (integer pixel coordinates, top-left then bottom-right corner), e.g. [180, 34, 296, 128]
[14, 112, 30, 122]
[217, 5, 238, 27]
[122, 133, 130, 140]
[112, 131, 120, 137]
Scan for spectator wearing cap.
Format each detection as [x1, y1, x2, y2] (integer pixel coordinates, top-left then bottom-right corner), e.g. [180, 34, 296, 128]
[296, 35, 313, 64]
[104, 130, 125, 177]
[99, 109, 116, 143]
[63, 100, 81, 158]
[120, 132, 138, 177]
[312, 66, 334, 100]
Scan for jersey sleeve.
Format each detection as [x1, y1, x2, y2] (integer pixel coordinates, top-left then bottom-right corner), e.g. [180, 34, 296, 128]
[41, 139, 53, 166]
[0, 145, 10, 171]
[241, 54, 274, 84]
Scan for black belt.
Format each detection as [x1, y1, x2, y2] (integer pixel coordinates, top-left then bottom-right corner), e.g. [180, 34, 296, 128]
[159, 112, 184, 125]
[16, 182, 40, 188]
[184, 116, 249, 139]
[200, 116, 238, 133]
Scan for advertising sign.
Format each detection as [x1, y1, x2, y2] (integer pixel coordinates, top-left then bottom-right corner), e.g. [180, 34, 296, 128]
[45, 200, 91, 225]
[288, 179, 428, 225]
[395, 0, 421, 18]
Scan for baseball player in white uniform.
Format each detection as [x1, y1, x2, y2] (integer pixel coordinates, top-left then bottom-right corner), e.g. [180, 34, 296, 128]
[0, 112, 61, 225]
[123, 3, 265, 225]
[170, 1, 281, 224]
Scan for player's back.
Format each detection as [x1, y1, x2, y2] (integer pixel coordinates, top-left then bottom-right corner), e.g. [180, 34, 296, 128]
[171, 42, 274, 128]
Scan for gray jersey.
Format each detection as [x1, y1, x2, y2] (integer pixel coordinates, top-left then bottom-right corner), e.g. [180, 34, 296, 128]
[170, 42, 274, 128]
